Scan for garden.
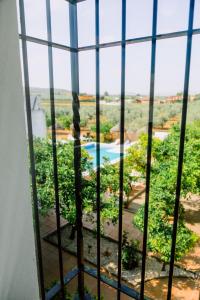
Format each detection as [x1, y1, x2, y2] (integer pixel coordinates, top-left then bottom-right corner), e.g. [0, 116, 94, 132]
[35, 117, 200, 297]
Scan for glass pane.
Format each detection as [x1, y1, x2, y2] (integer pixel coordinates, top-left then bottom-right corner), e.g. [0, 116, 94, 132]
[24, 0, 47, 39]
[53, 48, 71, 92]
[157, 0, 189, 34]
[51, 49, 72, 142]
[27, 43, 49, 140]
[100, 0, 122, 43]
[155, 37, 186, 96]
[189, 35, 200, 96]
[51, 0, 70, 46]
[125, 42, 151, 136]
[79, 50, 95, 95]
[100, 47, 121, 96]
[193, 0, 200, 29]
[126, 0, 153, 39]
[78, 0, 95, 47]
[27, 42, 49, 89]
[126, 43, 151, 97]
[78, 50, 95, 150]
[188, 35, 200, 123]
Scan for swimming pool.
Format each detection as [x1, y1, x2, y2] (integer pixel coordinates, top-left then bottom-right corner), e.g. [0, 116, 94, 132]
[83, 142, 121, 168]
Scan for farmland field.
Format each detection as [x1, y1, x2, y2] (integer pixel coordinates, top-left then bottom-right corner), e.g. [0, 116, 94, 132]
[42, 98, 200, 135]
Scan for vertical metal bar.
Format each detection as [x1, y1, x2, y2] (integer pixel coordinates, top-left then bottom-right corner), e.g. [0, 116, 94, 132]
[117, 1, 126, 299]
[167, 1, 195, 299]
[18, 1, 45, 299]
[95, 0, 101, 299]
[46, 0, 65, 298]
[140, 0, 158, 299]
[69, 3, 85, 299]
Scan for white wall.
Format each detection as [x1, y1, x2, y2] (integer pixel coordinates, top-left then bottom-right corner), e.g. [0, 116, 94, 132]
[32, 110, 47, 139]
[0, 0, 40, 299]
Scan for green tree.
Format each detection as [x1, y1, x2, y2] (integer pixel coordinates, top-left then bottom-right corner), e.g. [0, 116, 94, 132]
[88, 158, 136, 227]
[132, 122, 200, 263]
[56, 114, 72, 129]
[34, 139, 121, 236]
[90, 122, 114, 142]
[126, 133, 161, 176]
[90, 122, 113, 135]
[34, 139, 92, 223]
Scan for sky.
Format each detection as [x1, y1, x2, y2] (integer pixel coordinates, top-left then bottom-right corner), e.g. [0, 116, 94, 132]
[18, 0, 200, 96]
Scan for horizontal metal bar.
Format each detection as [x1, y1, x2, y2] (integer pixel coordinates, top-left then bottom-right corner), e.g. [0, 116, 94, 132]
[78, 28, 200, 51]
[46, 266, 152, 300]
[65, 0, 86, 3]
[84, 266, 151, 300]
[19, 28, 200, 53]
[19, 34, 76, 52]
[45, 268, 79, 300]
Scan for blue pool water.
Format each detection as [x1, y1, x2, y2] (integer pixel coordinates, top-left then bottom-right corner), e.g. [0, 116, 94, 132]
[83, 143, 120, 168]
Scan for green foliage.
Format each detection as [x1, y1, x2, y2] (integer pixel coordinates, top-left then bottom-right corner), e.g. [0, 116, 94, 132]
[133, 121, 200, 262]
[45, 113, 52, 127]
[35, 139, 92, 224]
[89, 158, 135, 226]
[122, 231, 139, 270]
[80, 118, 87, 128]
[90, 122, 113, 134]
[126, 133, 161, 176]
[134, 203, 198, 262]
[35, 138, 138, 232]
[57, 114, 72, 129]
[153, 121, 200, 196]
[44, 100, 200, 138]
[35, 140, 124, 228]
[45, 111, 72, 129]
[48, 101, 184, 136]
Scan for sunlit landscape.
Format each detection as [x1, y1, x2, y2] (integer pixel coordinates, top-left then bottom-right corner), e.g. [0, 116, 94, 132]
[4, 0, 200, 299]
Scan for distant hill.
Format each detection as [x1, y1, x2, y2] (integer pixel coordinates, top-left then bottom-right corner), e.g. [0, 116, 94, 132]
[30, 87, 72, 101]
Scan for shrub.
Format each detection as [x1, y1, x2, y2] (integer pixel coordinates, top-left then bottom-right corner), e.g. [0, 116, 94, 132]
[122, 231, 139, 270]
[57, 114, 72, 129]
[90, 122, 113, 135]
[45, 113, 52, 127]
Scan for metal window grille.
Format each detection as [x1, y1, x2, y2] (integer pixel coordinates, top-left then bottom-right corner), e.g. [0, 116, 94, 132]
[18, 0, 197, 299]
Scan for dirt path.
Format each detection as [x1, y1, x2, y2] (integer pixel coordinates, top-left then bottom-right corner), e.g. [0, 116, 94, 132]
[177, 195, 200, 272]
[144, 277, 200, 300]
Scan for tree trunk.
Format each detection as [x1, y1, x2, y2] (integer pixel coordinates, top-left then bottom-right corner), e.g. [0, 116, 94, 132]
[161, 262, 166, 272]
[69, 224, 76, 240]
